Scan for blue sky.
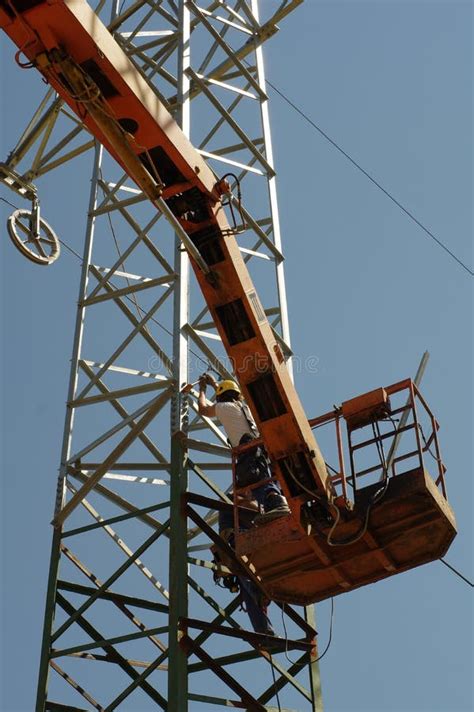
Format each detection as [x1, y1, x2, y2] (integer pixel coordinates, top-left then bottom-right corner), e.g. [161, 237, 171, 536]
[1, 1, 473, 711]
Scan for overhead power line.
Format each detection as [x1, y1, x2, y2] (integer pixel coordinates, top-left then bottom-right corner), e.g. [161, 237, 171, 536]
[1, 195, 21, 211]
[2, 194, 213, 372]
[264, 77, 473, 278]
[440, 558, 474, 588]
[3, 195, 473, 590]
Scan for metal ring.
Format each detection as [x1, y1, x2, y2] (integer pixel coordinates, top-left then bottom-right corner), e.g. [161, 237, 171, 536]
[7, 208, 60, 265]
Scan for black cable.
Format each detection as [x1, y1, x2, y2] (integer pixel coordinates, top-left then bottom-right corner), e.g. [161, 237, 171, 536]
[440, 558, 474, 588]
[281, 598, 334, 667]
[313, 597, 335, 663]
[0, 195, 20, 211]
[57, 237, 82, 260]
[2, 190, 219, 375]
[419, 425, 444, 465]
[324, 460, 340, 476]
[20, 203, 213, 373]
[3, 187, 200, 375]
[371, 421, 390, 503]
[263, 76, 473, 278]
[269, 655, 282, 712]
[95, 170, 221, 374]
[220, 172, 245, 232]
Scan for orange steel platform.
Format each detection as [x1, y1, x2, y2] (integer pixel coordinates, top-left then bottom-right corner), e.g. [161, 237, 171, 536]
[235, 467, 456, 604]
[232, 379, 457, 604]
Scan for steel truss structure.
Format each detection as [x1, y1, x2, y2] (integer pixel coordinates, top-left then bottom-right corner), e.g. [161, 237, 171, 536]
[2, 1, 324, 709]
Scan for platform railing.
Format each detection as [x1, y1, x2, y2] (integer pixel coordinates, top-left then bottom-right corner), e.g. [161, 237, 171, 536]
[309, 379, 448, 503]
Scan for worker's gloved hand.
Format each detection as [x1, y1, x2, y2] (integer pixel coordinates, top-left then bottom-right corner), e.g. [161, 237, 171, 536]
[202, 373, 216, 388]
[198, 376, 208, 391]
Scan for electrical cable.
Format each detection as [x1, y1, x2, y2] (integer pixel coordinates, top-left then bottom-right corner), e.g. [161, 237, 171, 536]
[281, 598, 334, 666]
[5, 213, 473, 589]
[57, 237, 82, 261]
[313, 597, 335, 663]
[370, 420, 391, 505]
[220, 172, 246, 232]
[326, 500, 370, 548]
[269, 655, 282, 712]
[284, 460, 326, 503]
[99, 167, 158, 343]
[324, 460, 340, 476]
[440, 558, 474, 588]
[1, 196, 21, 211]
[96, 182, 218, 374]
[261, 73, 473, 278]
[6, 0, 40, 69]
[2, 192, 214, 371]
[419, 425, 444, 465]
[327, 420, 390, 547]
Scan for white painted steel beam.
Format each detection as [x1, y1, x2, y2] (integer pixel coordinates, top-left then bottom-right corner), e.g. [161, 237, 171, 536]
[0, 1, 317, 708]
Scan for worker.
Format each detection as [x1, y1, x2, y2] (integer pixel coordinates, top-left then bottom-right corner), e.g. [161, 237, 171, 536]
[198, 374, 290, 642]
[197, 374, 290, 521]
[212, 515, 276, 638]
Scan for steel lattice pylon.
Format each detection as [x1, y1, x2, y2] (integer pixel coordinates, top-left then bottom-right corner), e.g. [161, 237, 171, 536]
[2, 1, 324, 709]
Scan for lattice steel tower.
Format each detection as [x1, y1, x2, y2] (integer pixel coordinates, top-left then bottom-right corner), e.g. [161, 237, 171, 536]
[2, 1, 323, 709]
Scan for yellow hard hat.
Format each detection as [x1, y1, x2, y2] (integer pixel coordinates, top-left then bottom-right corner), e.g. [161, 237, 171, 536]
[215, 379, 241, 396]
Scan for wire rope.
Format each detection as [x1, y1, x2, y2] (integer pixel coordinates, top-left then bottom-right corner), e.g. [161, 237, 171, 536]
[259, 71, 473, 278]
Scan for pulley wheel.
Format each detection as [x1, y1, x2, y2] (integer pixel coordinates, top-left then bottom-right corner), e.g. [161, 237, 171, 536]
[7, 209, 60, 265]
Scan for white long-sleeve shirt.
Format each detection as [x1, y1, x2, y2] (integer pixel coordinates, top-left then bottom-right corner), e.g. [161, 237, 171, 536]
[215, 401, 259, 448]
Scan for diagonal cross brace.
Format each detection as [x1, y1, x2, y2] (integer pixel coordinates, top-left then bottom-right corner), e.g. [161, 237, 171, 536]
[76, 286, 174, 401]
[54, 387, 172, 526]
[52, 519, 170, 643]
[180, 634, 267, 712]
[55, 592, 167, 710]
[49, 659, 103, 711]
[78, 360, 169, 465]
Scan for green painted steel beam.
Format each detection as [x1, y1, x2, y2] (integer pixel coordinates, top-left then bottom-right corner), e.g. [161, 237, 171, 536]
[56, 580, 169, 613]
[61, 499, 171, 537]
[51, 625, 169, 658]
[51, 519, 170, 643]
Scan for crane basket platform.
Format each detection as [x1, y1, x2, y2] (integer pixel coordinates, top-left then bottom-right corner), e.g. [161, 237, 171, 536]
[232, 379, 456, 605]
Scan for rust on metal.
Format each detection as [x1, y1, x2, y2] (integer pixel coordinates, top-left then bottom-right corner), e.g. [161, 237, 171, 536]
[232, 380, 456, 604]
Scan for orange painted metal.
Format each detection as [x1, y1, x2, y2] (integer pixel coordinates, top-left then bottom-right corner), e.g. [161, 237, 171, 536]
[234, 380, 456, 604]
[341, 387, 390, 431]
[237, 466, 456, 604]
[1, 4, 457, 605]
[0, 0, 332, 519]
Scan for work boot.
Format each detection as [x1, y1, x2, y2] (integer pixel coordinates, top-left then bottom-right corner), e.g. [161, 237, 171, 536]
[255, 494, 290, 523]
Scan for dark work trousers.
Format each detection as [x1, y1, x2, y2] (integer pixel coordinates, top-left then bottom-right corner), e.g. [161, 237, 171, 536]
[252, 479, 284, 513]
[218, 507, 275, 636]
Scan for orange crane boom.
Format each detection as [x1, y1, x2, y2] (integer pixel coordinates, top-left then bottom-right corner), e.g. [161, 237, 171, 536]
[0, 0, 332, 517]
[1, 0, 456, 605]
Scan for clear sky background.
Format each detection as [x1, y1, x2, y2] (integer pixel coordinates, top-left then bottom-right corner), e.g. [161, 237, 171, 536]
[1, 1, 473, 711]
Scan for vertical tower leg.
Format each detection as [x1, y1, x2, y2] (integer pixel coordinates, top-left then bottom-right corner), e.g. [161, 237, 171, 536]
[168, 5, 191, 707]
[35, 143, 103, 711]
[1, 2, 324, 708]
